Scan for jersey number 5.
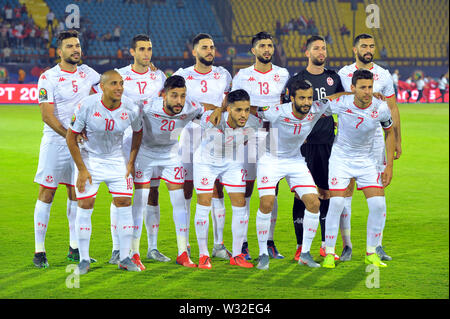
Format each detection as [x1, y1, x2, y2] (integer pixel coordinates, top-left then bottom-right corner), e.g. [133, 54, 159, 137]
[356, 117, 364, 129]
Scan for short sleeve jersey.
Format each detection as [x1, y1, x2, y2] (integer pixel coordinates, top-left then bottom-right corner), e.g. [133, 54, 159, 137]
[173, 65, 232, 106]
[197, 111, 263, 162]
[338, 63, 395, 98]
[116, 65, 166, 104]
[69, 94, 142, 161]
[140, 97, 204, 160]
[38, 64, 100, 144]
[327, 95, 393, 160]
[232, 64, 289, 107]
[257, 100, 331, 159]
[283, 68, 344, 144]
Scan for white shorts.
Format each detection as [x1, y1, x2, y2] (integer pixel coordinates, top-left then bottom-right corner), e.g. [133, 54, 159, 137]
[328, 156, 383, 191]
[34, 139, 75, 189]
[75, 154, 133, 200]
[256, 154, 317, 197]
[194, 160, 246, 194]
[134, 150, 184, 187]
[122, 128, 132, 163]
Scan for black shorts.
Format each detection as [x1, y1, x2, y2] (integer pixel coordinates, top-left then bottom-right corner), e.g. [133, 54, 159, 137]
[300, 143, 332, 190]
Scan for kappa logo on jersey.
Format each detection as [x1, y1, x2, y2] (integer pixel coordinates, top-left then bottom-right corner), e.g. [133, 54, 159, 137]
[371, 110, 379, 118]
[347, 73, 353, 78]
[79, 71, 86, 78]
[124, 76, 132, 81]
[213, 72, 220, 79]
[345, 108, 354, 114]
[39, 88, 48, 101]
[248, 76, 256, 81]
[135, 170, 143, 178]
[283, 118, 291, 123]
[205, 115, 211, 123]
[327, 77, 334, 86]
[261, 176, 268, 183]
[120, 112, 128, 120]
[331, 177, 338, 185]
[201, 177, 209, 185]
[58, 77, 66, 82]
[40, 74, 47, 80]
[93, 111, 101, 118]
[153, 113, 160, 118]
[150, 73, 156, 80]
[191, 101, 196, 107]
[179, 114, 187, 120]
[45, 175, 54, 183]
[273, 74, 280, 82]
[186, 75, 194, 80]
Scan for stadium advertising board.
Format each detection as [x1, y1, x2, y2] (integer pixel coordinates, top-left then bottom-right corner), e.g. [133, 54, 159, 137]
[0, 84, 39, 104]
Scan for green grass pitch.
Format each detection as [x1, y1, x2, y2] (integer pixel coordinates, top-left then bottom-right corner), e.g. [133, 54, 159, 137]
[0, 103, 448, 299]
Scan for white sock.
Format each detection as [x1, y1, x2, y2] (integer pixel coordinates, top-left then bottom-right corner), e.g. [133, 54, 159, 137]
[131, 188, 149, 255]
[256, 209, 271, 256]
[170, 189, 188, 256]
[302, 210, 320, 253]
[340, 196, 353, 248]
[325, 197, 345, 255]
[110, 203, 120, 251]
[75, 207, 93, 262]
[268, 196, 278, 241]
[34, 200, 52, 252]
[378, 212, 387, 247]
[231, 206, 248, 257]
[145, 204, 160, 251]
[185, 197, 192, 247]
[116, 206, 133, 261]
[67, 199, 78, 249]
[194, 203, 210, 256]
[366, 196, 386, 254]
[243, 196, 251, 242]
[212, 197, 226, 245]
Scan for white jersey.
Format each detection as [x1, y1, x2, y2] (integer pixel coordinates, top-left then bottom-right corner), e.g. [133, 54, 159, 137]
[116, 65, 166, 104]
[141, 97, 204, 161]
[438, 77, 448, 90]
[257, 101, 331, 159]
[232, 64, 289, 107]
[327, 95, 393, 160]
[338, 63, 395, 98]
[196, 110, 263, 163]
[37, 64, 100, 144]
[174, 65, 232, 106]
[69, 93, 142, 161]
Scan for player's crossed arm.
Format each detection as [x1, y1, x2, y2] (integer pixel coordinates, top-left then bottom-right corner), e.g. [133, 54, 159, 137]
[39, 102, 68, 138]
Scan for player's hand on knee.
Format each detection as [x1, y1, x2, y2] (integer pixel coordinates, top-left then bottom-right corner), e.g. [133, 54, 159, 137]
[77, 169, 92, 193]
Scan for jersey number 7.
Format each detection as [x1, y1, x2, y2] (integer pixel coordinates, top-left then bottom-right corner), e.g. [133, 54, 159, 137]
[356, 117, 364, 129]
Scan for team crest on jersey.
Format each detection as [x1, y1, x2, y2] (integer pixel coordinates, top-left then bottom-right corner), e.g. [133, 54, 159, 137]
[261, 176, 268, 183]
[213, 72, 220, 79]
[149, 73, 156, 80]
[45, 175, 54, 183]
[273, 74, 280, 82]
[120, 112, 128, 120]
[307, 113, 314, 121]
[371, 110, 379, 118]
[201, 177, 209, 185]
[135, 170, 143, 178]
[94, 111, 101, 118]
[331, 177, 338, 185]
[327, 77, 334, 86]
[79, 71, 86, 78]
[39, 88, 48, 101]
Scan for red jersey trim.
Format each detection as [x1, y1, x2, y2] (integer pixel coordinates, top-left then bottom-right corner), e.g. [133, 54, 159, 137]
[291, 111, 305, 120]
[71, 129, 81, 134]
[220, 182, 246, 187]
[356, 186, 384, 190]
[355, 65, 374, 71]
[101, 100, 122, 111]
[160, 177, 184, 185]
[254, 66, 273, 74]
[59, 182, 75, 187]
[39, 184, 57, 190]
[385, 93, 395, 99]
[329, 188, 348, 191]
[196, 188, 214, 191]
[194, 68, 212, 75]
[290, 185, 317, 191]
[131, 67, 150, 75]
[353, 101, 372, 110]
[134, 181, 151, 185]
[60, 66, 77, 74]
[77, 192, 98, 200]
[109, 191, 133, 196]
[383, 125, 392, 131]
[257, 186, 276, 190]
[91, 86, 98, 93]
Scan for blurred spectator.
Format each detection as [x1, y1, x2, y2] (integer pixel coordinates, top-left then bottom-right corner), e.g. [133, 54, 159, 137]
[43, 28, 49, 46]
[13, 5, 21, 21]
[415, 75, 425, 103]
[392, 69, 399, 97]
[2, 46, 12, 62]
[0, 22, 8, 48]
[113, 25, 121, 42]
[101, 31, 112, 41]
[4, 4, 13, 24]
[116, 47, 123, 64]
[438, 73, 448, 102]
[340, 24, 350, 37]
[35, 26, 42, 47]
[405, 76, 413, 103]
[20, 3, 27, 18]
[56, 19, 65, 36]
[48, 46, 56, 64]
[325, 32, 333, 45]
[18, 68, 25, 83]
[380, 46, 387, 58]
[46, 9, 55, 32]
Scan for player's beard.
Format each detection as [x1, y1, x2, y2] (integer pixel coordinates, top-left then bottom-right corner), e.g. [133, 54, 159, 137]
[63, 52, 81, 65]
[357, 52, 373, 64]
[199, 56, 214, 66]
[167, 103, 183, 114]
[311, 56, 326, 66]
[294, 103, 311, 115]
[256, 54, 272, 64]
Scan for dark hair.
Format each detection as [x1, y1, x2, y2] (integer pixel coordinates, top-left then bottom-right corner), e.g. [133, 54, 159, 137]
[288, 79, 313, 98]
[305, 35, 325, 51]
[227, 89, 250, 105]
[353, 33, 373, 47]
[192, 33, 213, 47]
[131, 34, 151, 50]
[352, 69, 373, 86]
[163, 75, 186, 91]
[57, 30, 79, 48]
[251, 31, 273, 47]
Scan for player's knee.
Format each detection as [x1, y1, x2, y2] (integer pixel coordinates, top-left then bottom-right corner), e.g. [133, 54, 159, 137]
[197, 193, 212, 207]
[303, 195, 320, 213]
[38, 187, 56, 203]
[78, 198, 95, 210]
[229, 193, 245, 207]
[114, 197, 131, 207]
[260, 196, 275, 214]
